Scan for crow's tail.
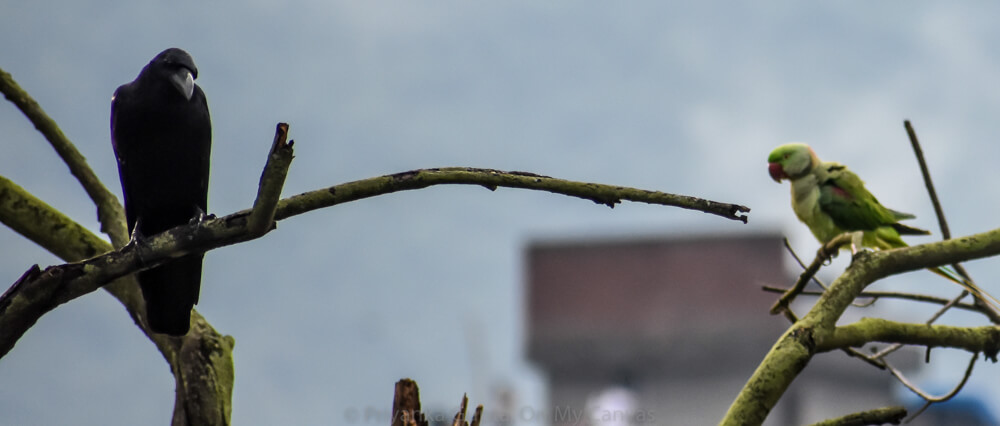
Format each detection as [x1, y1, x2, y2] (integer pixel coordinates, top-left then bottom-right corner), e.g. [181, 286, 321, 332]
[139, 254, 203, 335]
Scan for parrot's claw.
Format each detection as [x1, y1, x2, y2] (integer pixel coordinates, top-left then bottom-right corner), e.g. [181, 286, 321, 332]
[850, 247, 875, 264]
[818, 247, 837, 265]
[848, 231, 868, 264]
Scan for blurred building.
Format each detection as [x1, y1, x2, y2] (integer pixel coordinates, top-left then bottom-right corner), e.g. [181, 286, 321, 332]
[524, 233, 918, 425]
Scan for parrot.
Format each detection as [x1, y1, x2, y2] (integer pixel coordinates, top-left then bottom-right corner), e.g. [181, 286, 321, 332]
[112, 48, 212, 335]
[766, 142, 1000, 311]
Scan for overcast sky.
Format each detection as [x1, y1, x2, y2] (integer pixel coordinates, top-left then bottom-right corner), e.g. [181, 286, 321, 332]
[3, 2, 1000, 425]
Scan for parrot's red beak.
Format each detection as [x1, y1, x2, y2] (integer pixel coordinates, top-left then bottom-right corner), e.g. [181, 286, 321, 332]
[768, 162, 787, 182]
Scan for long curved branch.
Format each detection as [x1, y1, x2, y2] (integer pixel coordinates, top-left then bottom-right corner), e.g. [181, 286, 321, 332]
[274, 167, 750, 223]
[1, 153, 748, 356]
[0, 66, 128, 246]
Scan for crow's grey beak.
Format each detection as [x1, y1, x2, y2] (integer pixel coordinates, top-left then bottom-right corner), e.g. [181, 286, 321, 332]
[169, 69, 195, 100]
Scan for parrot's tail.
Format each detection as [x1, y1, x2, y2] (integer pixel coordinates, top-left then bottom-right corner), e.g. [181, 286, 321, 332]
[929, 266, 1000, 315]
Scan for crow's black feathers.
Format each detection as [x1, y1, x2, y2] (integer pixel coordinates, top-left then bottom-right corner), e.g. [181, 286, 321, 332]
[111, 48, 211, 335]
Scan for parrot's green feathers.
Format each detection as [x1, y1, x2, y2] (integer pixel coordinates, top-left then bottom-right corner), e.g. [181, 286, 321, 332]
[767, 142, 928, 249]
[815, 163, 918, 241]
[768, 142, 1000, 314]
[891, 222, 931, 236]
[767, 143, 816, 180]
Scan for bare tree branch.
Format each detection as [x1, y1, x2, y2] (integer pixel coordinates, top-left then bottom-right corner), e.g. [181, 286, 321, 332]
[771, 130, 999, 409]
[0, 86, 748, 421]
[895, 351, 977, 403]
[782, 237, 830, 290]
[761, 122, 1000, 419]
[818, 318, 1000, 357]
[0, 66, 128, 246]
[761, 285, 983, 313]
[248, 122, 293, 237]
[769, 233, 852, 314]
[0, 98, 299, 426]
[0, 175, 234, 425]
[904, 120, 949, 240]
[904, 120, 1000, 323]
[273, 167, 750, 223]
[780, 238, 887, 309]
[1, 68, 235, 424]
[0, 118, 292, 349]
[894, 352, 977, 423]
[807, 405, 906, 426]
[2, 155, 750, 358]
[721, 232, 1000, 425]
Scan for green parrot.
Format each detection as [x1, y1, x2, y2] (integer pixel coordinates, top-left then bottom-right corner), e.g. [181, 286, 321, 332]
[767, 142, 999, 311]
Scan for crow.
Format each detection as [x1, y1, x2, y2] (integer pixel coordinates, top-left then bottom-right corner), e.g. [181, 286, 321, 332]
[111, 48, 211, 335]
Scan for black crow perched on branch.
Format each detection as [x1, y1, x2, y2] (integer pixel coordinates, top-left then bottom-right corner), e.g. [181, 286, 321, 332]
[111, 48, 211, 335]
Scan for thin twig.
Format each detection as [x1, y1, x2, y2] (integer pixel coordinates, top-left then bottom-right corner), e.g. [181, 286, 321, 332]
[869, 343, 903, 362]
[904, 120, 1000, 323]
[819, 122, 1000, 396]
[778, 300, 799, 324]
[783, 238, 829, 291]
[897, 352, 978, 423]
[904, 120, 949, 239]
[781, 240, 884, 309]
[925, 292, 966, 324]
[907, 402, 933, 424]
[844, 347, 890, 370]
[760, 286, 981, 313]
[770, 233, 852, 314]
